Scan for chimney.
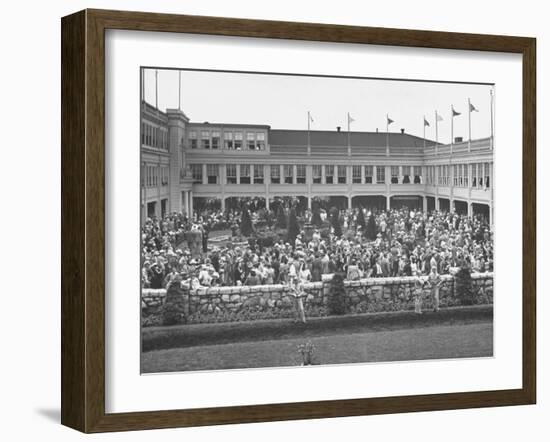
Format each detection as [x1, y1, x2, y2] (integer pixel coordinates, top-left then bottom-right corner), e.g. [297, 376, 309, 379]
[376, 128, 379, 133]
[454, 136, 463, 143]
[336, 126, 341, 132]
[400, 128, 405, 134]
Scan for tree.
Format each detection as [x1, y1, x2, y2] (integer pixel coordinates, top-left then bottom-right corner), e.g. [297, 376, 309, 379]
[327, 273, 347, 315]
[162, 277, 188, 326]
[311, 206, 323, 227]
[455, 266, 475, 305]
[331, 210, 342, 238]
[275, 205, 287, 229]
[366, 214, 377, 240]
[356, 207, 366, 232]
[240, 208, 254, 237]
[287, 207, 300, 244]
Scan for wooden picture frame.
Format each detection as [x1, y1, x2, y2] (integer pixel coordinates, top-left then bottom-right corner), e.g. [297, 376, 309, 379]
[61, 9, 536, 433]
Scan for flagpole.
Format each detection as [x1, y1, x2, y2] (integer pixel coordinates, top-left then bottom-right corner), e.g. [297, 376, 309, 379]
[178, 70, 181, 111]
[434, 110, 439, 155]
[423, 115, 426, 150]
[450, 105, 454, 156]
[307, 111, 311, 156]
[141, 68, 145, 111]
[155, 70, 158, 110]
[386, 113, 389, 157]
[490, 88, 494, 150]
[347, 113, 351, 157]
[469, 99, 474, 154]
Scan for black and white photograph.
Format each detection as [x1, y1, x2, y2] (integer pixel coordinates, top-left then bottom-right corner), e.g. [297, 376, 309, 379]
[140, 68, 495, 374]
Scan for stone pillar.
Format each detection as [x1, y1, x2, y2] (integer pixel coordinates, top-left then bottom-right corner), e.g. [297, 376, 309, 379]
[386, 196, 391, 211]
[166, 109, 189, 214]
[183, 191, 189, 216]
[189, 190, 194, 219]
[422, 196, 427, 212]
[347, 195, 352, 210]
[467, 202, 472, 218]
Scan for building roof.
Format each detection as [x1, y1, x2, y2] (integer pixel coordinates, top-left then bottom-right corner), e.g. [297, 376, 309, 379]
[269, 129, 436, 148]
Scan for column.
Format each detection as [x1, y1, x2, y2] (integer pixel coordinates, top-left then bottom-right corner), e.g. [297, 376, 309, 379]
[347, 195, 352, 210]
[183, 191, 189, 216]
[398, 165, 403, 184]
[321, 164, 326, 184]
[386, 196, 391, 211]
[467, 202, 472, 218]
[308, 197, 312, 210]
[202, 164, 207, 185]
[221, 196, 226, 212]
[189, 190, 194, 218]
[422, 196, 427, 212]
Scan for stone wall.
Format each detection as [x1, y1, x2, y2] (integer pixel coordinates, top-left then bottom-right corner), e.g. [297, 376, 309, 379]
[142, 273, 493, 326]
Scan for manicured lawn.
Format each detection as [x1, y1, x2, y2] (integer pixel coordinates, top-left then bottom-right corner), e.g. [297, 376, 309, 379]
[141, 322, 493, 373]
[141, 306, 493, 373]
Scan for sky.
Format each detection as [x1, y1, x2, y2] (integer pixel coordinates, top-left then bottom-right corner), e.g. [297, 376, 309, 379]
[143, 68, 494, 143]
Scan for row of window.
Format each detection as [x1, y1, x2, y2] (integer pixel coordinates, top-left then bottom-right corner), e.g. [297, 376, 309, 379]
[141, 123, 168, 150]
[187, 164, 424, 185]
[424, 163, 491, 189]
[188, 130, 266, 150]
[142, 165, 169, 187]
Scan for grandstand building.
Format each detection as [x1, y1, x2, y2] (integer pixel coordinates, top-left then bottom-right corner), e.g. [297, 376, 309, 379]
[141, 100, 494, 224]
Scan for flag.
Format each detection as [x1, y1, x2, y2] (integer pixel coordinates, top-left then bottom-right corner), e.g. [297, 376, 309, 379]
[387, 116, 394, 125]
[469, 102, 479, 112]
[424, 117, 430, 127]
[436, 111, 443, 122]
[452, 106, 461, 117]
[308, 111, 314, 123]
[347, 113, 355, 124]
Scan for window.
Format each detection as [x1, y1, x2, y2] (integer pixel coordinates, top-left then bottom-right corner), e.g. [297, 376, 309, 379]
[337, 166, 347, 184]
[364, 166, 373, 184]
[376, 166, 386, 184]
[472, 164, 477, 188]
[189, 131, 198, 149]
[271, 165, 280, 184]
[297, 165, 306, 184]
[141, 123, 146, 145]
[247, 132, 256, 150]
[224, 132, 233, 149]
[256, 133, 266, 150]
[413, 166, 422, 184]
[161, 167, 169, 185]
[211, 131, 220, 149]
[240, 164, 251, 184]
[478, 163, 484, 188]
[207, 164, 219, 184]
[312, 165, 322, 184]
[485, 163, 490, 189]
[453, 165, 459, 186]
[234, 132, 243, 150]
[226, 164, 237, 184]
[201, 131, 210, 149]
[402, 166, 411, 184]
[253, 165, 264, 184]
[284, 165, 294, 184]
[463, 165, 469, 187]
[325, 165, 334, 184]
[190, 164, 203, 183]
[391, 166, 399, 184]
[352, 165, 361, 183]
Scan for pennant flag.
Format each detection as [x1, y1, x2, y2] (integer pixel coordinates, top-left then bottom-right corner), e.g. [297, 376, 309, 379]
[308, 111, 314, 123]
[452, 106, 461, 117]
[387, 116, 394, 125]
[348, 113, 355, 124]
[424, 117, 430, 127]
[436, 111, 443, 122]
[469, 102, 479, 112]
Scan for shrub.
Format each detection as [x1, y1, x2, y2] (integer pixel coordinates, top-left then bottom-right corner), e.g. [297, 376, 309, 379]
[455, 266, 475, 305]
[311, 207, 323, 227]
[366, 214, 377, 240]
[240, 208, 254, 237]
[162, 278, 188, 326]
[327, 273, 347, 315]
[276, 206, 287, 229]
[287, 207, 300, 244]
[356, 207, 366, 231]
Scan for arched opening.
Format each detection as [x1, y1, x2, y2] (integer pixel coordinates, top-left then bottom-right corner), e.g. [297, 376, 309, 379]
[352, 195, 386, 211]
[438, 198, 450, 213]
[453, 200, 468, 215]
[390, 195, 422, 210]
[426, 196, 436, 212]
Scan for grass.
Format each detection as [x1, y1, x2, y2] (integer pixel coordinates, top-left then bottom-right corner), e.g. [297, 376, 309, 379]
[142, 305, 493, 352]
[141, 322, 493, 373]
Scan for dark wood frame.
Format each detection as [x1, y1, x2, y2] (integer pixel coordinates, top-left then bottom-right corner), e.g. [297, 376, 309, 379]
[61, 9, 536, 433]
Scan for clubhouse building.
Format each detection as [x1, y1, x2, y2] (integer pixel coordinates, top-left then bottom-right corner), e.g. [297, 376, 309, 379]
[141, 101, 494, 223]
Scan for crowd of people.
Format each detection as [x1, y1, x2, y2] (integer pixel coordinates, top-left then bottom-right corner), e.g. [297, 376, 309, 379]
[141, 205, 493, 296]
